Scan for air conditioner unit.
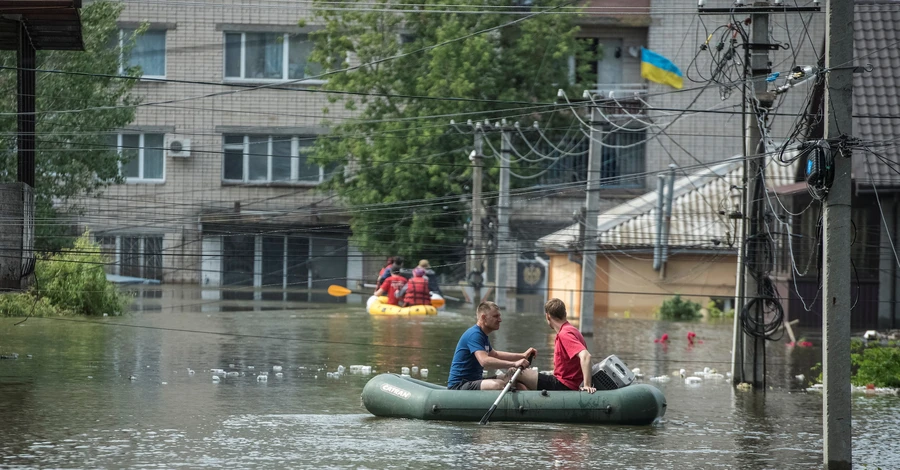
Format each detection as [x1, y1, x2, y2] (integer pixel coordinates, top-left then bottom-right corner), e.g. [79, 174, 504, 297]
[165, 135, 192, 158]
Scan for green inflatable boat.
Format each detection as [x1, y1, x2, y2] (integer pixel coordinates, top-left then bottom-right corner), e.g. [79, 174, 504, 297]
[361, 373, 666, 425]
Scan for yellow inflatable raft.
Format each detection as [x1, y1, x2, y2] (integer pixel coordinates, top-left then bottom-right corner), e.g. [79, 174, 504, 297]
[367, 296, 438, 316]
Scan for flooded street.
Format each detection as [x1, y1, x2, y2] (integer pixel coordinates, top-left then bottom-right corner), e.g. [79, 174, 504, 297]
[0, 287, 897, 469]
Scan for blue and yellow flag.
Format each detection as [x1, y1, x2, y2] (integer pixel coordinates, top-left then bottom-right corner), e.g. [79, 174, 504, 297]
[641, 47, 683, 89]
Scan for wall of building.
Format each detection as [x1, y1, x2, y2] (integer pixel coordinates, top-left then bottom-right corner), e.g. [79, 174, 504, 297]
[548, 250, 737, 319]
[76, 1, 353, 284]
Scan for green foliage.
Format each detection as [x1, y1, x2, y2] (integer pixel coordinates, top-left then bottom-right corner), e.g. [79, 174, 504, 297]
[706, 300, 734, 319]
[851, 345, 900, 388]
[308, 0, 591, 263]
[0, 1, 140, 251]
[0, 232, 130, 317]
[0, 293, 59, 318]
[658, 295, 702, 321]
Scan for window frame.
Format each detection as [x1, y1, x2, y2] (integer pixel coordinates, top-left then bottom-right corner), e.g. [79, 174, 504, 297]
[223, 32, 325, 84]
[116, 133, 166, 183]
[119, 28, 167, 79]
[222, 134, 328, 185]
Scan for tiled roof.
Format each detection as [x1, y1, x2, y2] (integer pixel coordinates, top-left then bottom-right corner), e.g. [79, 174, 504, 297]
[854, 2, 900, 188]
[537, 158, 798, 251]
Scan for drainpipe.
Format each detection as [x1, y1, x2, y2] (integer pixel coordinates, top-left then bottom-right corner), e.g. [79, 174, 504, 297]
[659, 164, 677, 279]
[653, 174, 665, 271]
[894, 196, 898, 329]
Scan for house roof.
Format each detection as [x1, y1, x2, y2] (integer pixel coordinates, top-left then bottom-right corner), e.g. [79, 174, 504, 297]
[537, 157, 798, 252]
[854, 2, 900, 188]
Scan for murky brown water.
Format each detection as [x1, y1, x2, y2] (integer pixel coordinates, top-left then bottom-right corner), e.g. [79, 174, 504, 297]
[0, 286, 897, 469]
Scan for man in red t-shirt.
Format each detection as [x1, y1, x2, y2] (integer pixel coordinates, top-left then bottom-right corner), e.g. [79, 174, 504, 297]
[488, 298, 595, 393]
[374, 264, 407, 305]
[536, 298, 596, 393]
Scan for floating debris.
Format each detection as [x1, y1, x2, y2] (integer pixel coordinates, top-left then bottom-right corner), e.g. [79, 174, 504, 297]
[212, 375, 220, 382]
[257, 375, 267, 382]
[411, 366, 419, 375]
[685, 376, 702, 385]
[737, 382, 753, 391]
[273, 365, 283, 372]
[0, 353, 19, 360]
[401, 367, 410, 375]
[650, 375, 671, 383]
[420, 368, 428, 378]
[275, 372, 283, 378]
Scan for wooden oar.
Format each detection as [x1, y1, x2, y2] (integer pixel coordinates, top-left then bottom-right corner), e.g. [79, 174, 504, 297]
[327, 285, 445, 308]
[479, 353, 535, 425]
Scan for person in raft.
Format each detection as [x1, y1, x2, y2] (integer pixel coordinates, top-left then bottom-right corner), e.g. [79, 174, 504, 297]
[447, 301, 537, 390]
[373, 263, 407, 306]
[376, 256, 394, 285]
[536, 298, 596, 393]
[398, 267, 431, 307]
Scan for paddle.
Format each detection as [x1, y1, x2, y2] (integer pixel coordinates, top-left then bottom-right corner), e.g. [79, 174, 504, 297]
[479, 352, 535, 425]
[327, 285, 445, 308]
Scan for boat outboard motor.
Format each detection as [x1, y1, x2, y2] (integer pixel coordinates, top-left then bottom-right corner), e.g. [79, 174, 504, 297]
[591, 355, 636, 390]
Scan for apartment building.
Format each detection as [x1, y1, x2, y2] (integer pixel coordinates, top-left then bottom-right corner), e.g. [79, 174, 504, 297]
[79, 1, 359, 299]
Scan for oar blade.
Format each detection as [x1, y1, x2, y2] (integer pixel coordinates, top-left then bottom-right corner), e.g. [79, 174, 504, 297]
[479, 404, 498, 425]
[327, 285, 353, 297]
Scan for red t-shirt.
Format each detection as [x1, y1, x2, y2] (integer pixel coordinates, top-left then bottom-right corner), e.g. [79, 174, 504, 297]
[553, 321, 588, 390]
[378, 274, 408, 305]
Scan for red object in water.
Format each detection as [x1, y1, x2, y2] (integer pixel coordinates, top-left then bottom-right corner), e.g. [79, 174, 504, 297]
[687, 331, 696, 345]
[798, 341, 813, 348]
[866, 383, 876, 390]
[654, 333, 670, 343]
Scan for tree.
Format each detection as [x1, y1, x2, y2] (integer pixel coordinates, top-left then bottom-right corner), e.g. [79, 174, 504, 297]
[310, 0, 592, 265]
[0, 1, 140, 251]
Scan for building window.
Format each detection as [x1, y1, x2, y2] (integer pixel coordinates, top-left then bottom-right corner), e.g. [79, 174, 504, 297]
[95, 235, 163, 281]
[224, 32, 323, 81]
[570, 37, 624, 89]
[111, 133, 165, 182]
[600, 129, 645, 188]
[222, 135, 333, 184]
[120, 29, 166, 78]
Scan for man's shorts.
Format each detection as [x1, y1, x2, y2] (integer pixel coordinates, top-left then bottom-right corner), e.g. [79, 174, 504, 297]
[447, 379, 488, 390]
[536, 373, 576, 391]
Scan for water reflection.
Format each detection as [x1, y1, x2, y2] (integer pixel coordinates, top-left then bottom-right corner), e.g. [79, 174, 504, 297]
[0, 285, 896, 468]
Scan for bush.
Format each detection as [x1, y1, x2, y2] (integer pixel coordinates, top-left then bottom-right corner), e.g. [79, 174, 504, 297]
[0, 232, 130, 317]
[851, 346, 900, 388]
[0, 293, 60, 318]
[706, 300, 735, 319]
[658, 295, 702, 321]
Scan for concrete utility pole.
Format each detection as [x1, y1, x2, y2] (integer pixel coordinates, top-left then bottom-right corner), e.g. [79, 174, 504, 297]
[822, 0, 853, 466]
[580, 106, 602, 335]
[470, 131, 485, 305]
[495, 123, 513, 309]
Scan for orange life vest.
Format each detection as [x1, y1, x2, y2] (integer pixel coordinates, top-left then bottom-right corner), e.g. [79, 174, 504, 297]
[403, 276, 431, 306]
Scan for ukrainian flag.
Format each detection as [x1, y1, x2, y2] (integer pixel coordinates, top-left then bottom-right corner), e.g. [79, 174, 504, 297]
[641, 47, 683, 89]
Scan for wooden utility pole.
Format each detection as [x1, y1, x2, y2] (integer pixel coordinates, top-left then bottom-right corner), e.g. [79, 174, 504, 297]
[822, 0, 853, 467]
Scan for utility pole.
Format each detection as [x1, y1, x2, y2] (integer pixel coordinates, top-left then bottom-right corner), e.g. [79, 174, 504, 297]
[822, 0, 853, 466]
[697, 0, 822, 389]
[580, 106, 602, 335]
[739, 3, 774, 390]
[495, 122, 513, 309]
[470, 130, 485, 305]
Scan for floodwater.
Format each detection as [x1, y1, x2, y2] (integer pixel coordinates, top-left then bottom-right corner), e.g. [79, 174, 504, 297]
[0, 286, 897, 469]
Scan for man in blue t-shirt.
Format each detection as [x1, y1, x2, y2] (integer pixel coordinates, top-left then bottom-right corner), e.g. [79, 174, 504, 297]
[447, 301, 538, 390]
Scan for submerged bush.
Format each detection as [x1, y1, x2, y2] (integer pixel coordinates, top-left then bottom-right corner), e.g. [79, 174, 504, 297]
[0, 232, 130, 317]
[657, 295, 702, 321]
[706, 300, 735, 319]
[851, 346, 900, 388]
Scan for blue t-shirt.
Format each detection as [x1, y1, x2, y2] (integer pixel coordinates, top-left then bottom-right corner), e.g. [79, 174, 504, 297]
[447, 325, 492, 388]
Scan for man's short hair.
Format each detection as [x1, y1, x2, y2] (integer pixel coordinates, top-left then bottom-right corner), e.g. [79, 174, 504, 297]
[544, 298, 567, 321]
[477, 301, 499, 319]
